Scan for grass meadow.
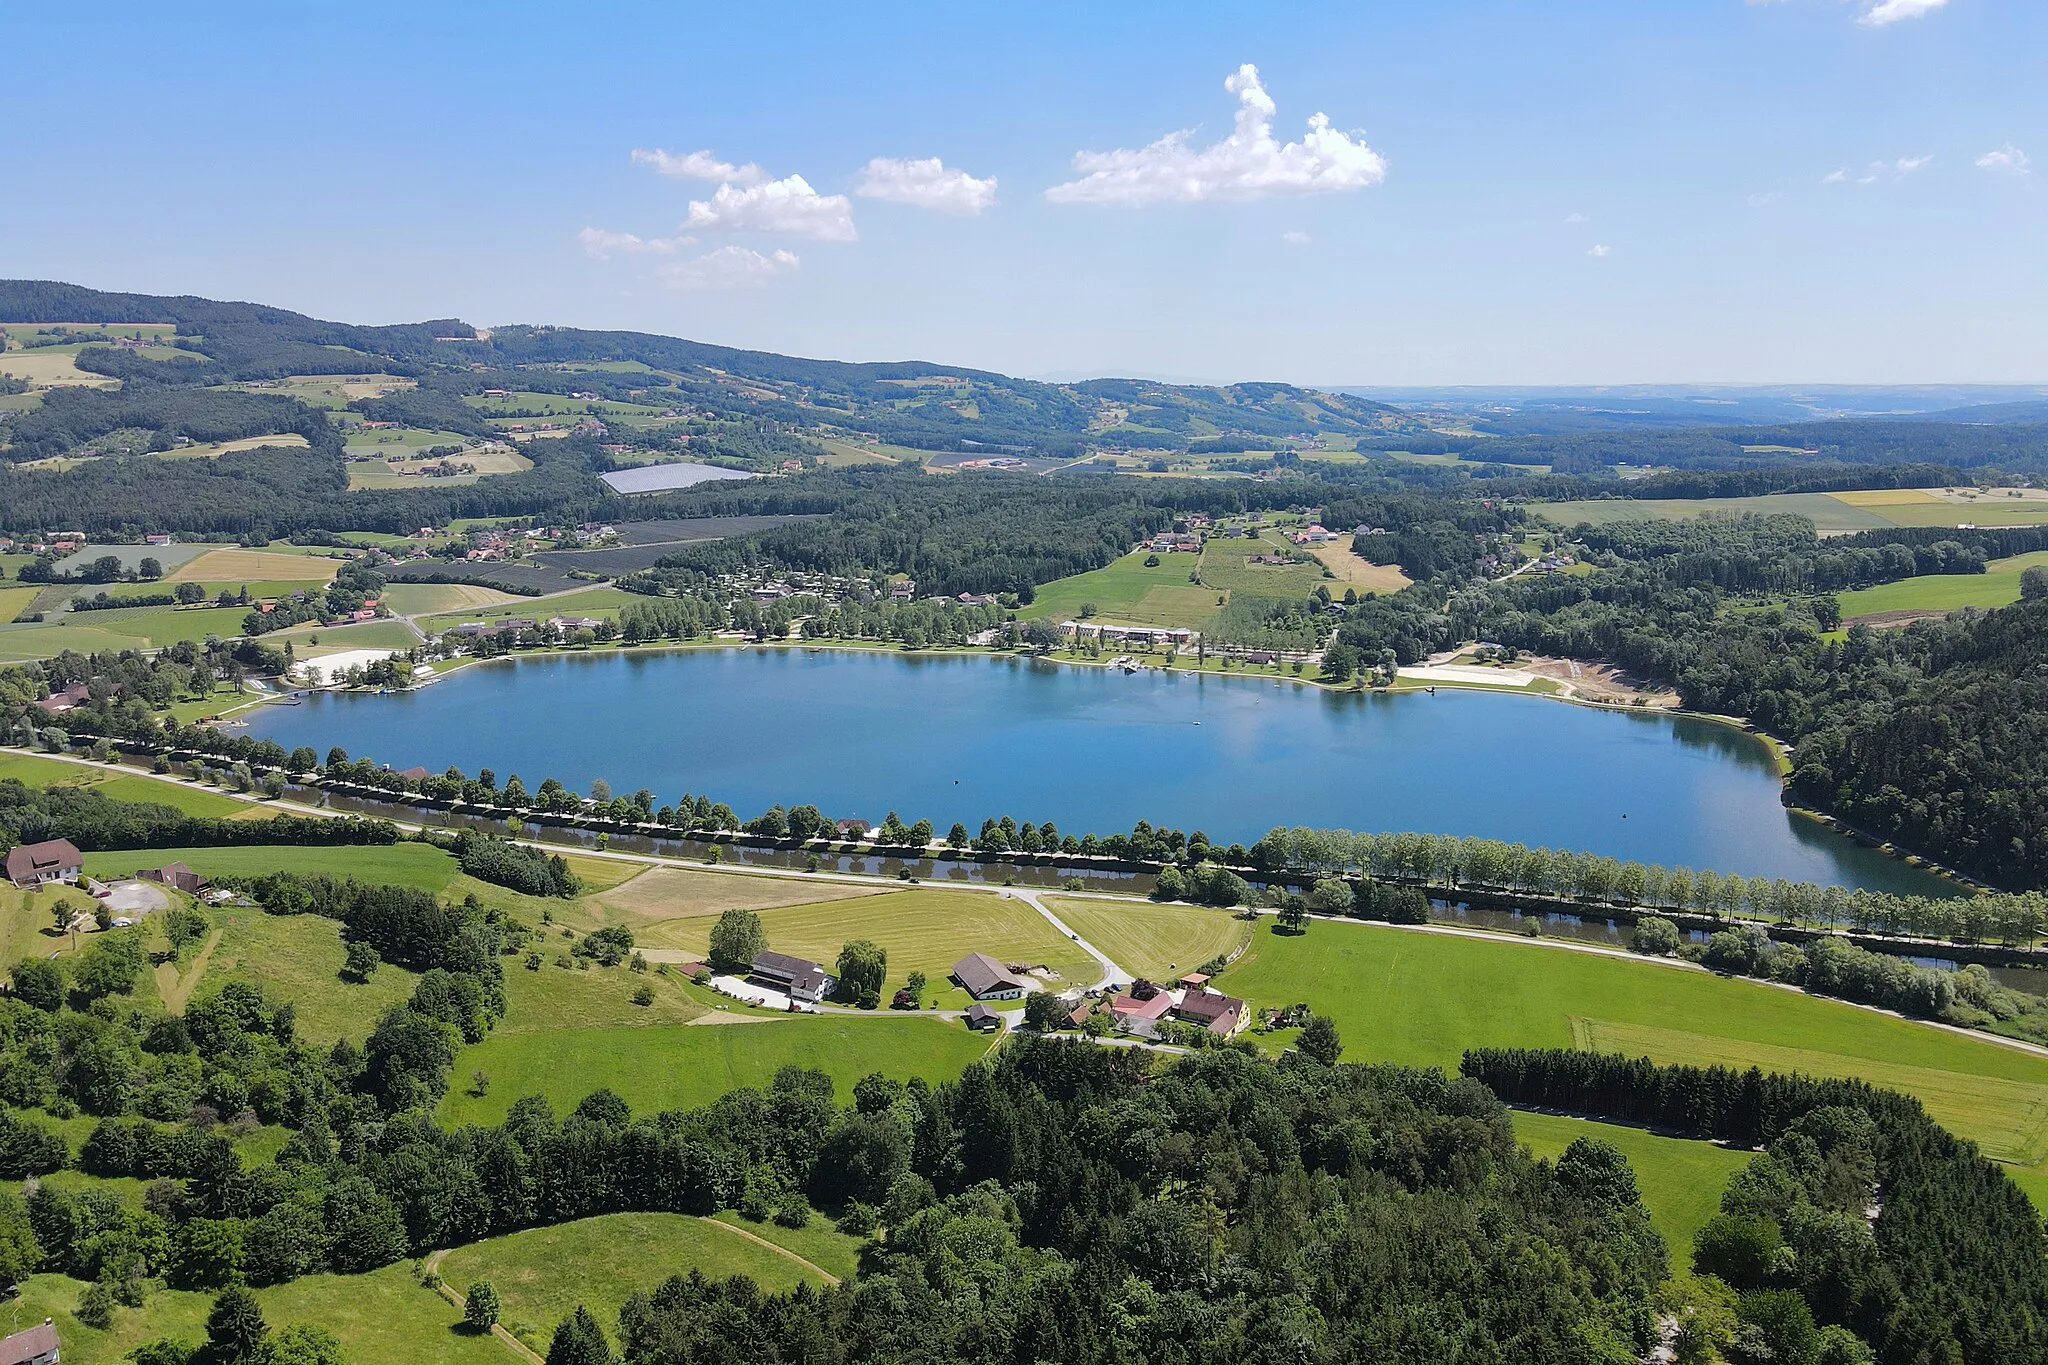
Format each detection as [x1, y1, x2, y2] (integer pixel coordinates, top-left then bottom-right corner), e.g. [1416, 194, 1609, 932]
[1835, 549, 2048, 618]
[437, 1015, 993, 1127]
[1539, 488, 2048, 534]
[1510, 1110, 1750, 1261]
[79, 841, 460, 891]
[1020, 550, 1222, 630]
[1219, 919, 2048, 1204]
[1043, 896, 1251, 982]
[166, 548, 341, 584]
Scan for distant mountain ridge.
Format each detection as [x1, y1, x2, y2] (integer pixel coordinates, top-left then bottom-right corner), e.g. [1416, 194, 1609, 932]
[0, 280, 1422, 457]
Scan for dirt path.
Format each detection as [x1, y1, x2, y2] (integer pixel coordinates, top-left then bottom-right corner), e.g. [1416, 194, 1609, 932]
[694, 1216, 841, 1286]
[1008, 888, 1126, 990]
[156, 927, 224, 1013]
[421, 1250, 545, 1365]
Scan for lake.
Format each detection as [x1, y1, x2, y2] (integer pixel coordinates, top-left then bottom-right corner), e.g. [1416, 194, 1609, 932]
[248, 647, 1948, 894]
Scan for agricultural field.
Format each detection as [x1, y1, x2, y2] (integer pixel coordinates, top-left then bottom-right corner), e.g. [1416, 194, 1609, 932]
[87, 773, 251, 817]
[0, 585, 41, 621]
[275, 618, 422, 652]
[1194, 532, 1333, 599]
[418, 586, 640, 632]
[158, 900, 422, 1044]
[815, 438, 914, 466]
[569, 865, 884, 944]
[342, 426, 480, 457]
[1510, 1110, 1750, 1261]
[1042, 896, 1250, 982]
[346, 445, 532, 491]
[1021, 549, 1222, 629]
[161, 432, 311, 460]
[649, 887, 1102, 1002]
[234, 374, 415, 409]
[1834, 549, 2048, 620]
[166, 548, 341, 584]
[0, 345, 121, 388]
[437, 1014, 993, 1127]
[80, 841, 461, 891]
[435, 1213, 840, 1352]
[0, 619, 187, 662]
[1305, 543, 1411, 594]
[1537, 487, 2048, 534]
[379, 582, 525, 615]
[1216, 919, 2048, 1204]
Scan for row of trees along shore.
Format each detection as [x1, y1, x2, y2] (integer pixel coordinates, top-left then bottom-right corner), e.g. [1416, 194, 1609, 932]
[16, 710, 2047, 953]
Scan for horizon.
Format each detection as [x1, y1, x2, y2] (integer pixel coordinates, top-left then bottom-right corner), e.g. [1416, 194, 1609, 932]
[6, 2, 2043, 387]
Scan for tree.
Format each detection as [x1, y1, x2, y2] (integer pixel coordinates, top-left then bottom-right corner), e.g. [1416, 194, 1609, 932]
[11, 958, 63, 1013]
[1308, 878, 1352, 914]
[2022, 564, 2048, 601]
[203, 1285, 269, 1365]
[0, 1190, 41, 1293]
[546, 1306, 614, 1365]
[1024, 991, 1072, 1031]
[708, 909, 766, 970]
[1277, 900, 1308, 934]
[341, 940, 380, 983]
[139, 556, 164, 580]
[835, 940, 887, 1007]
[1152, 866, 1187, 901]
[1631, 916, 1682, 956]
[1298, 1015, 1343, 1065]
[464, 1281, 502, 1332]
[77, 1279, 117, 1329]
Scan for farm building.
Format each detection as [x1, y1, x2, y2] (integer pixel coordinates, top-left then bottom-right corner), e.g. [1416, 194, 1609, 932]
[1108, 984, 1174, 1038]
[5, 839, 82, 889]
[952, 952, 1028, 1001]
[749, 950, 834, 1003]
[0, 1320, 58, 1365]
[140, 862, 207, 895]
[1175, 987, 1248, 1037]
[965, 1002, 1003, 1032]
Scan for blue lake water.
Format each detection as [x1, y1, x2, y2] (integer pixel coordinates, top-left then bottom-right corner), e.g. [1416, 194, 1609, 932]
[248, 648, 1947, 894]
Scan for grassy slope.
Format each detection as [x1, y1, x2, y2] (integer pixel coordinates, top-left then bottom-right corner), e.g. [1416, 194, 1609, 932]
[563, 865, 882, 945]
[80, 842, 459, 891]
[435, 1213, 836, 1351]
[1534, 494, 1896, 531]
[1509, 1110, 1749, 1262]
[1020, 550, 1222, 630]
[1835, 549, 2048, 617]
[437, 1015, 992, 1126]
[1219, 920, 2048, 1203]
[1043, 896, 1251, 982]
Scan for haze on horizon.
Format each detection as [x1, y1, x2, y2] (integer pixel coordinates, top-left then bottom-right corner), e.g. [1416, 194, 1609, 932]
[5, 1, 2044, 388]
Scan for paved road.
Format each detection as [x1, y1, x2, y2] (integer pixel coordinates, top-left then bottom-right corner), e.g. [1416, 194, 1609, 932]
[1006, 887, 1127, 990]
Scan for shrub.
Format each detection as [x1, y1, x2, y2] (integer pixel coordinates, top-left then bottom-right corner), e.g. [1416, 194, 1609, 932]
[1631, 916, 1682, 956]
[463, 1280, 501, 1331]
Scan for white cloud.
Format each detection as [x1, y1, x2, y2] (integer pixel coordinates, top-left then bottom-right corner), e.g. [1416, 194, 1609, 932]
[1829, 156, 1931, 185]
[1587, 244, 1612, 258]
[1281, 230, 1311, 245]
[1821, 168, 1848, 184]
[1858, 0, 1948, 25]
[854, 157, 998, 215]
[1977, 144, 2032, 175]
[630, 148, 767, 186]
[1748, 191, 1783, 207]
[656, 246, 801, 291]
[682, 175, 857, 241]
[1564, 212, 1588, 224]
[1045, 63, 1386, 205]
[577, 227, 689, 259]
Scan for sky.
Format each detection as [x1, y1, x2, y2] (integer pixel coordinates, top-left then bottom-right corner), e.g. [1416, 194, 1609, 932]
[4, 1, 2044, 386]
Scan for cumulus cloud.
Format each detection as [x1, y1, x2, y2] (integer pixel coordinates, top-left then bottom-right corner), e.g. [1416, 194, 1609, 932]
[1587, 244, 1612, 258]
[854, 156, 998, 215]
[1281, 230, 1311, 245]
[1977, 144, 2032, 175]
[1045, 63, 1386, 205]
[1858, 0, 1948, 25]
[682, 175, 857, 241]
[656, 246, 801, 290]
[578, 227, 690, 259]
[630, 148, 767, 186]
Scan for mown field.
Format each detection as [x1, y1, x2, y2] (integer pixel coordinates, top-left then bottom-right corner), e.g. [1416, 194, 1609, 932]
[1835, 548, 2048, 619]
[437, 1015, 994, 1126]
[1044, 896, 1250, 982]
[1538, 488, 2048, 533]
[79, 840, 461, 890]
[435, 1212, 847, 1352]
[1019, 549, 1222, 629]
[1218, 919, 2048, 1204]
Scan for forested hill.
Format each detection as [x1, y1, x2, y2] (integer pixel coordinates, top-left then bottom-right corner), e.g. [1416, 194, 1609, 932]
[0, 280, 1419, 457]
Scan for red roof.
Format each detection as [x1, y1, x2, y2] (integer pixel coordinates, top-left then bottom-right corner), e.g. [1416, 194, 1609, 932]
[1109, 990, 1173, 1021]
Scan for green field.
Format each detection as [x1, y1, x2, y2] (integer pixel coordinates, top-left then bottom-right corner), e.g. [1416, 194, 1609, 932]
[1193, 534, 1332, 598]
[90, 774, 254, 817]
[1217, 920, 2048, 1203]
[418, 586, 642, 633]
[1020, 549, 1222, 629]
[1834, 549, 2048, 619]
[1510, 1110, 1750, 1260]
[437, 1015, 993, 1126]
[167, 902, 422, 1043]
[80, 841, 460, 891]
[379, 582, 524, 615]
[435, 1213, 841, 1351]
[651, 888, 1102, 1002]
[9, 1261, 499, 1365]
[1044, 896, 1250, 982]
[1534, 493, 1897, 532]
[280, 619, 422, 652]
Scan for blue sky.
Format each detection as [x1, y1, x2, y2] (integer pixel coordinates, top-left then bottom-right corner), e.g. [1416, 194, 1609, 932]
[5, 1, 2042, 384]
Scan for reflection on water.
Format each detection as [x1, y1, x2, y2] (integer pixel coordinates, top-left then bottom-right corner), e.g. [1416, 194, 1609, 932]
[252, 647, 1952, 893]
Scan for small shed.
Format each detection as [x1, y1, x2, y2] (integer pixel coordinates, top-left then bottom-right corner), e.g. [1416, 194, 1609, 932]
[965, 1002, 1002, 1032]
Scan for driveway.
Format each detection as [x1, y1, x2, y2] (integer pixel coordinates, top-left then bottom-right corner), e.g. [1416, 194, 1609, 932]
[97, 880, 169, 917]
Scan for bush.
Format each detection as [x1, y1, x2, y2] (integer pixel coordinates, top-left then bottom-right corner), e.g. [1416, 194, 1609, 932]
[772, 1193, 811, 1229]
[463, 1280, 501, 1331]
[1631, 916, 1682, 956]
[631, 984, 655, 1007]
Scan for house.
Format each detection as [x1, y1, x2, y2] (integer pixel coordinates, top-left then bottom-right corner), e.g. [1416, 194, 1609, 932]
[0, 1320, 59, 1365]
[1174, 987, 1248, 1038]
[1108, 984, 1174, 1038]
[6, 839, 83, 889]
[140, 862, 207, 895]
[549, 616, 603, 633]
[394, 766, 432, 783]
[1178, 972, 1211, 990]
[834, 817, 871, 839]
[888, 580, 917, 599]
[674, 960, 710, 979]
[749, 950, 834, 1003]
[964, 1002, 1003, 1032]
[952, 952, 1028, 1001]
[144, 533, 175, 547]
[34, 681, 91, 715]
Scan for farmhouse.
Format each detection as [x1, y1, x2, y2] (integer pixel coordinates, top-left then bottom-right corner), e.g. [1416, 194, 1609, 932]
[1174, 987, 1248, 1038]
[34, 682, 91, 715]
[952, 952, 1028, 1001]
[5, 839, 83, 889]
[0, 1320, 59, 1365]
[1108, 983, 1174, 1038]
[140, 862, 207, 895]
[749, 950, 834, 1003]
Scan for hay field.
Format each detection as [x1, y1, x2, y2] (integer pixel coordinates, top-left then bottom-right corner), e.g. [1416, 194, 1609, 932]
[166, 548, 342, 583]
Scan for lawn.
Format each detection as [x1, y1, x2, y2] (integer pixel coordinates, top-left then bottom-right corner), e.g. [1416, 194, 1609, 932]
[0, 751, 102, 786]
[0, 620, 162, 661]
[709, 1209, 865, 1281]
[435, 1212, 835, 1352]
[418, 586, 640, 632]
[1217, 920, 2048, 1204]
[282, 619, 422, 651]
[1834, 549, 2048, 619]
[47, 604, 252, 649]
[491, 954, 709, 1033]
[1043, 896, 1250, 982]
[1306, 544, 1411, 594]
[437, 1014, 993, 1126]
[9, 1261, 499, 1365]
[1536, 489, 2048, 535]
[166, 549, 341, 584]
[80, 842, 460, 891]
[651, 888, 1102, 999]
[1510, 1110, 1750, 1261]
[1020, 550, 1222, 630]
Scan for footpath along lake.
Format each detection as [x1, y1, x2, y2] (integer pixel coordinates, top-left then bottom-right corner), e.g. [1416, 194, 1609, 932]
[249, 648, 1946, 894]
